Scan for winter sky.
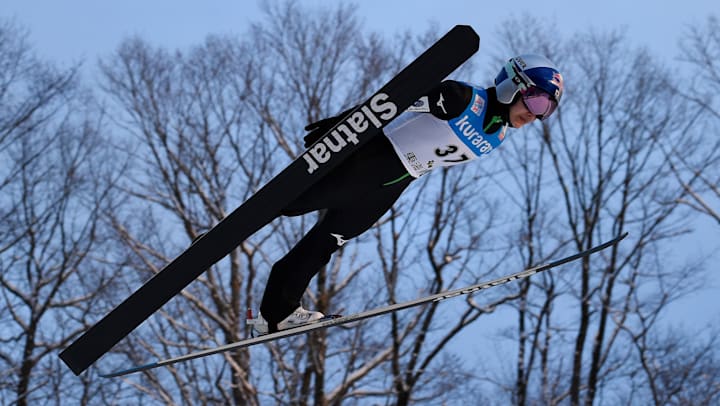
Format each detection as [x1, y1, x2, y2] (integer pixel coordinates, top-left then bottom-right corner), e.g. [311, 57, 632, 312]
[3, 0, 716, 67]
[4, 0, 718, 357]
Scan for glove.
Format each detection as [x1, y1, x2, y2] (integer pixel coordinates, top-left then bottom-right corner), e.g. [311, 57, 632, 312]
[303, 106, 357, 148]
[303, 117, 339, 148]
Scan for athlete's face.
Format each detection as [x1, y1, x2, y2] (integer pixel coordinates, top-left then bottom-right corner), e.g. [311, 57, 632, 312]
[509, 98, 537, 128]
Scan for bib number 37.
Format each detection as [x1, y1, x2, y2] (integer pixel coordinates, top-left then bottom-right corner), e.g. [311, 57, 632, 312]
[435, 145, 470, 163]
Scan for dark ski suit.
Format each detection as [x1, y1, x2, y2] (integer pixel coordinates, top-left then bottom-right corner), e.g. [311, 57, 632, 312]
[260, 81, 511, 330]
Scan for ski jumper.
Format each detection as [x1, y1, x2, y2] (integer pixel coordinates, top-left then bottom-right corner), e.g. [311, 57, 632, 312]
[260, 81, 510, 329]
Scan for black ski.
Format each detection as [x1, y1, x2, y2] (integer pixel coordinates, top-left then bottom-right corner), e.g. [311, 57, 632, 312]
[100, 232, 628, 378]
[60, 25, 480, 375]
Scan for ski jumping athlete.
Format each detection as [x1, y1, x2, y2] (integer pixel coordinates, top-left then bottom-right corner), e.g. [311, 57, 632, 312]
[253, 54, 564, 334]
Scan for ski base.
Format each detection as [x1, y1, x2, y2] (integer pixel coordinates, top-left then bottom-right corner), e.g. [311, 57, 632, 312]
[101, 232, 627, 378]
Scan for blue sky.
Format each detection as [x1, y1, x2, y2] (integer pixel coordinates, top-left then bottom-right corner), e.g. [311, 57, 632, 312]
[4, 0, 719, 370]
[3, 0, 715, 67]
[5, 0, 718, 311]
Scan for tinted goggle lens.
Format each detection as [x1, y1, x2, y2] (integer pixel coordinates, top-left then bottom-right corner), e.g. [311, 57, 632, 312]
[522, 88, 558, 120]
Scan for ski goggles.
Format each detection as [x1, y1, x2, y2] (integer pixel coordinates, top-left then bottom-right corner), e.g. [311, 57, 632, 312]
[521, 87, 558, 120]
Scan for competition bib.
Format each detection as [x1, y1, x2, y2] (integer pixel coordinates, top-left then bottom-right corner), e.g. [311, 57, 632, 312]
[384, 87, 507, 177]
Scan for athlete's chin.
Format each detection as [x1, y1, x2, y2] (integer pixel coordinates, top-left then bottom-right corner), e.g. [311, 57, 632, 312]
[511, 117, 535, 128]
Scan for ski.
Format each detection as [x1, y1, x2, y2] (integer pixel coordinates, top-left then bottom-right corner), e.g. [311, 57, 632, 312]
[60, 25, 480, 375]
[100, 232, 628, 378]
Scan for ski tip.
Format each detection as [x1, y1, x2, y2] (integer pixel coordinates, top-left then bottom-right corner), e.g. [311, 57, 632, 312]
[595, 232, 629, 250]
[615, 231, 629, 242]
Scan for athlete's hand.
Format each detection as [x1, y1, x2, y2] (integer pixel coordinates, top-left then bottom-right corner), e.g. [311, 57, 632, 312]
[303, 117, 338, 148]
[303, 105, 357, 148]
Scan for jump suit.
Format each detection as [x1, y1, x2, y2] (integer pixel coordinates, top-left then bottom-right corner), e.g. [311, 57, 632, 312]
[260, 81, 511, 329]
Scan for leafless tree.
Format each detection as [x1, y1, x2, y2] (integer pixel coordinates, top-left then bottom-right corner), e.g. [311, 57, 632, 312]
[668, 15, 720, 224]
[5, 4, 717, 405]
[480, 16, 719, 406]
[97, 32, 265, 405]
[89, 1, 520, 403]
[92, 2, 423, 404]
[0, 20, 75, 227]
[0, 19, 122, 406]
[622, 318, 720, 404]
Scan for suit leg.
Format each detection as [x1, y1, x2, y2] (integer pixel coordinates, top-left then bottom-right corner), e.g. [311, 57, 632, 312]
[260, 176, 411, 328]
